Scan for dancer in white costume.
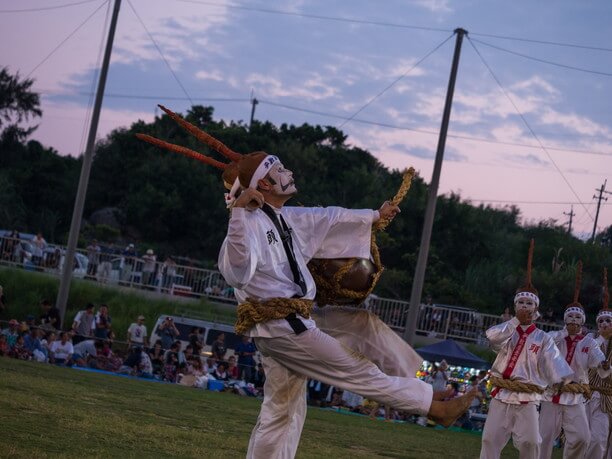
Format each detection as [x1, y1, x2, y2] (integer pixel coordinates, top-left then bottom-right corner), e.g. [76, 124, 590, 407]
[137, 108, 477, 459]
[585, 268, 612, 459]
[538, 261, 607, 459]
[480, 240, 573, 459]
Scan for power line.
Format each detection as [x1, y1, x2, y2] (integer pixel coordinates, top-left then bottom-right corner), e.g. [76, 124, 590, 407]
[25, 0, 109, 78]
[467, 37, 594, 222]
[338, 33, 454, 129]
[39, 90, 249, 102]
[255, 99, 612, 158]
[469, 199, 611, 205]
[0, 0, 102, 13]
[174, 0, 612, 53]
[126, 0, 194, 105]
[470, 38, 612, 77]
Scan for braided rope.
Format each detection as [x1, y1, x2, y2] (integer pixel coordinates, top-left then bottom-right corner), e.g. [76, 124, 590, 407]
[559, 382, 592, 399]
[489, 376, 544, 394]
[309, 168, 415, 306]
[234, 298, 314, 335]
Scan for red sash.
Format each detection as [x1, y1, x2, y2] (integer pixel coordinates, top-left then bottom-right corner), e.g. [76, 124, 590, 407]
[491, 324, 536, 398]
[552, 334, 584, 404]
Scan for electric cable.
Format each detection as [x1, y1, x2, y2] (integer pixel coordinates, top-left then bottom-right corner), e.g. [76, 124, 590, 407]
[465, 37, 595, 221]
[0, 0, 102, 13]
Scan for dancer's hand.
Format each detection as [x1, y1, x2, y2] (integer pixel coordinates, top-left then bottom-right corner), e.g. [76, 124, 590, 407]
[234, 188, 264, 210]
[378, 201, 401, 221]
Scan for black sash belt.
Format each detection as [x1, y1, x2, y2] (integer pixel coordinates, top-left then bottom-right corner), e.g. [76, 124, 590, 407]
[261, 204, 308, 335]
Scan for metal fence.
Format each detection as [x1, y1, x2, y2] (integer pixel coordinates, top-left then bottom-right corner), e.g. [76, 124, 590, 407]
[0, 235, 563, 343]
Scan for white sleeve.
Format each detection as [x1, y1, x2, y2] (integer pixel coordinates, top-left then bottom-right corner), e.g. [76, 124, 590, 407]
[284, 206, 377, 262]
[486, 317, 520, 352]
[218, 208, 260, 289]
[73, 311, 82, 325]
[586, 337, 606, 368]
[547, 328, 568, 344]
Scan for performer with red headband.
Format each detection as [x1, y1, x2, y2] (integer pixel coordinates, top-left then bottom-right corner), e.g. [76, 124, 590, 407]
[138, 106, 477, 459]
[538, 261, 607, 459]
[585, 268, 612, 459]
[480, 240, 573, 459]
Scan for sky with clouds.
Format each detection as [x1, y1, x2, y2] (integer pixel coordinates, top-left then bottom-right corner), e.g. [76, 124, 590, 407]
[1, 0, 612, 237]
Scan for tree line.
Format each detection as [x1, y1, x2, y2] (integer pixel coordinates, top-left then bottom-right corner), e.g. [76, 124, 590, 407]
[1, 67, 611, 318]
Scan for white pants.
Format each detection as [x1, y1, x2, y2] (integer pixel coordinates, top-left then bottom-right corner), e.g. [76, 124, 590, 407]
[539, 401, 589, 459]
[586, 395, 611, 459]
[246, 309, 433, 459]
[480, 398, 541, 459]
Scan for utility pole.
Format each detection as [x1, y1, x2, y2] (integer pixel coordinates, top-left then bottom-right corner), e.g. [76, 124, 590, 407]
[249, 96, 259, 129]
[55, 0, 122, 328]
[563, 205, 575, 234]
[591, 179, 611, 243]
[403, 28, 467, 346]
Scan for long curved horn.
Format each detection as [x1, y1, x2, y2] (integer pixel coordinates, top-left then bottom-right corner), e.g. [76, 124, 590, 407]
[158, 105, 242, 162]
[136, 134, 228, 170]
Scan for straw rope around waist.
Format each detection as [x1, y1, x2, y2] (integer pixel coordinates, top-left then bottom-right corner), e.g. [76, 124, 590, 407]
[489, 376, 544, 394]
[235, 297, 315, 335]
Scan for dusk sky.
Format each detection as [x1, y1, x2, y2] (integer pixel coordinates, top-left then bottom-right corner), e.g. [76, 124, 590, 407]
[2, 0, 611, 237]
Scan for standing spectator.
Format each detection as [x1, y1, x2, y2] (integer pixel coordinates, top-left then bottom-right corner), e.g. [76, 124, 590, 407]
[94, 304, 112, 340]
[430, 360, 449, 392]
[49, 331, 74, 365]
[127, 315, 148, 348]
[31, 232, 47, 267]
[162, 256, 177, 291]
[211, 332, 227, 362]
[120, 244, 137, 285]
[158, 316, 179, 350]
[1, 319, 20, 348]
[141, 249, 157, 289]
[86, 239, 101, 280]
[236, 335, 257, 382]
[39, 299, 61, 330]
[71, 303, 95, 344]
[97, 245, 114, 284]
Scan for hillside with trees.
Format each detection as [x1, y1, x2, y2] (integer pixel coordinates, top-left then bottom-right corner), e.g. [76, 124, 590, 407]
[1, 67, 611, 317]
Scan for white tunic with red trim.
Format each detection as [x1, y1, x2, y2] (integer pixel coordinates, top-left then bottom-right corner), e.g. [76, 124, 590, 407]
[542, 330, 605, 405]
[487, 317, 573, 404]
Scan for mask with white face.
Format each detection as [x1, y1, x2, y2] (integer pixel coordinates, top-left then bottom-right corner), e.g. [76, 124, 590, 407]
[564, 307, 585, 326]
[266, 162, 296, 196]
[514, 296, 537, 313]
[597, 313, 612, 334]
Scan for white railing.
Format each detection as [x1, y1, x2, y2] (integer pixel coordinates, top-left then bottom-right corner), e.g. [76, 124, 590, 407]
[0, 235, 563, 343]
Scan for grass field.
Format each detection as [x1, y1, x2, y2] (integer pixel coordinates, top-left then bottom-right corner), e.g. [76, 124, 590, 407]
[0, 359, 562, 459]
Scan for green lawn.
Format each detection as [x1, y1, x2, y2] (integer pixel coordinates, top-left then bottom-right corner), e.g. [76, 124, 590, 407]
[0, 359, 562, 458]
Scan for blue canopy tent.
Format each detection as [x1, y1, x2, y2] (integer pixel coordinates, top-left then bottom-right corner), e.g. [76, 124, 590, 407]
[416, 339, 490, 369]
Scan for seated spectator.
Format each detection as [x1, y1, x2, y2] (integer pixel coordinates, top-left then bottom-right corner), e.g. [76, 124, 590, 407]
[191, 358, 210, 389]
[72, 339, 103, 367]
[49, 332, 74, 366]
[543, 307, 556, 323]
[188, 327, 204, 354]
[24, 327, 46, 362]
[253, 363, 265, 389]
[147, 340, 165, 375]
[205, 357, 217, 375]
[158, 317, 179, 350]
[211, 333, 227, 362]
[119, 346, 143, 375]
[39, 299, 61, 330]
[163, 350, 179, 382]
[0, 285, 6, 317]
[41, 331, 56, 357]
[227, 355, 240, 380]
[2, 319, 20, 349]
[183, 344, 195, 362]
[138, 348, 154, 378]
[24, 314, 36, 331]
[0, 334, 10, 356]
[12, 335, 30, 360]
[213, 362, 229, 381]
